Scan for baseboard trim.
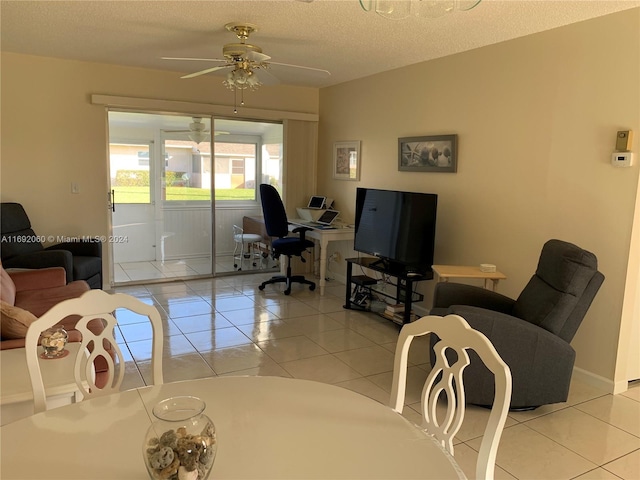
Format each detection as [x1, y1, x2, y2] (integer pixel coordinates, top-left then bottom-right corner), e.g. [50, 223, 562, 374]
[572, 366, 617, 394]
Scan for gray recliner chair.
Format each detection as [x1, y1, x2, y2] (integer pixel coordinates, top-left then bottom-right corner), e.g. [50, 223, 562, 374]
[430, 239, 604, 409]
[0, 202, 103, 289]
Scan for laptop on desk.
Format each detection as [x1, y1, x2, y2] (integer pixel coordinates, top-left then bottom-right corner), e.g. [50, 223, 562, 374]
[294, 210, 341, 229]
[307, 196, 326, 209]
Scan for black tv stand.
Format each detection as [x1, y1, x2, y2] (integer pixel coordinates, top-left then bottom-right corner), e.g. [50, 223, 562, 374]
[343, 257, 433, 325]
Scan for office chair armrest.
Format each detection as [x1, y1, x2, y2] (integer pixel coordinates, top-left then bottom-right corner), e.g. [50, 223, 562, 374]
[291, 226, 312, 242]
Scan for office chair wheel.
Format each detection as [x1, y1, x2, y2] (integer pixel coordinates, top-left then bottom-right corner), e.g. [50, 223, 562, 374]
[284, 288, 291, 295]
[258, 285, 265, 291]
[309, 284, 316, 291]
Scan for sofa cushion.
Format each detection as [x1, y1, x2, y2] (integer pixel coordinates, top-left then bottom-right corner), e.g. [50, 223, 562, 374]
[1, 300, 37, 339]
[15, 280, 90, 318]
[0, 263, 17, 305]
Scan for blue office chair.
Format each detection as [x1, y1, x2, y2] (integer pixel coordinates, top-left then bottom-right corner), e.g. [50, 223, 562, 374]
[258, 184, 316, 295]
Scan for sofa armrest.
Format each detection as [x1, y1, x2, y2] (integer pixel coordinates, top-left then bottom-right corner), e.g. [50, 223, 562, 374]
[47, 239, 102, 258]
[0, 338, 28, 350]
[8, 267, 67, 291]
[432, 282, 516, 314]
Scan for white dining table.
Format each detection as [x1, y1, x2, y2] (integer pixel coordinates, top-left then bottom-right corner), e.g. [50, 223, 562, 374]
[0, 375, 466, 479]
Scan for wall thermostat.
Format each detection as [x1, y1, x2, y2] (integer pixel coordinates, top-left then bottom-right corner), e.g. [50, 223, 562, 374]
[611, 151, 633, 167]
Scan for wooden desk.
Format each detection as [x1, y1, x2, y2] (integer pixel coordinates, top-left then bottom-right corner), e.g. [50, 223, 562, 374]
[0, 376, 466, 479]
[432, 265, 507, 291]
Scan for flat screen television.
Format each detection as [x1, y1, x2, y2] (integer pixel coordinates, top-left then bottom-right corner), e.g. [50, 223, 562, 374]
[354, 188, 437, 275]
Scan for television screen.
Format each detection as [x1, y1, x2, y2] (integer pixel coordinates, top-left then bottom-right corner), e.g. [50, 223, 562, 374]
[354, 188, 437, 274]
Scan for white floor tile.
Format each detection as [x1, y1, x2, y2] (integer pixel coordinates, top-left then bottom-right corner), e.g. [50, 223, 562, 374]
[279, 354, 362, 384]
[468, 423, 598, 479]
[524, 407, 640, 464]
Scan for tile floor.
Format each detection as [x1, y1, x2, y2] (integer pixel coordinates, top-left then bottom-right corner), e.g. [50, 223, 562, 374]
[111, 273, 640, 480]
[114, 255, 277, 283]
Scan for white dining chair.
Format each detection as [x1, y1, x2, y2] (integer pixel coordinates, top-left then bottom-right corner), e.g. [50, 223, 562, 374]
[390, 314, 512, 480]
[25, 289, 164, 414]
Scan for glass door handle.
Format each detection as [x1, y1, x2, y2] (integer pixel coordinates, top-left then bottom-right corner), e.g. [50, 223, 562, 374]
[109, 190, 115, 212]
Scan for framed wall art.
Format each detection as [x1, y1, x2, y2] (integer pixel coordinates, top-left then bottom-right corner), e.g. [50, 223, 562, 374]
[398, 134, 457, 173]
[333, 141, 361, 180]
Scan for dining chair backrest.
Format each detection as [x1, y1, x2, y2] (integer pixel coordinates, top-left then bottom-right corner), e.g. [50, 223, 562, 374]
[25, 289, 164, 414]
[390, 314, 511, 480]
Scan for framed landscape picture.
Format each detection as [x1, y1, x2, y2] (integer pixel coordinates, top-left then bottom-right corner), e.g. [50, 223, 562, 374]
[333, 141, 361, 180]
[398, 134, 457, 173]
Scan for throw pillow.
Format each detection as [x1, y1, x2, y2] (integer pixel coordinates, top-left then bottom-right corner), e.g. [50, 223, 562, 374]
[0, 300, 37, 339]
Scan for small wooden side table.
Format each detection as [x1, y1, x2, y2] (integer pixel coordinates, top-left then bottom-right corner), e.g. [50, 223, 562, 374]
[432, 265, 507, 291]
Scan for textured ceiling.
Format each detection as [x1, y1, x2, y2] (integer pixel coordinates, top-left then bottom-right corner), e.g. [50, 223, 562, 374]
[1, 0, 638, 88]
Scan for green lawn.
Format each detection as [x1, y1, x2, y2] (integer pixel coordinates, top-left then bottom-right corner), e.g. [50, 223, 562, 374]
[113, 186, 255, 203]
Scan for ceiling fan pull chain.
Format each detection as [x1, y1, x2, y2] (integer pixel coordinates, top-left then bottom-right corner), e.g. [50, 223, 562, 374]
[233, 87, 238, 114]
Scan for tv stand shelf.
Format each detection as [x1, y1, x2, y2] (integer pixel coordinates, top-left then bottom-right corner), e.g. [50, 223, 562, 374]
[343, 257, 433, 325]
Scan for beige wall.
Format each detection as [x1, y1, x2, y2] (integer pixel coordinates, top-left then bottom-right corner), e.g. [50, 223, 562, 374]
[318, 9, 640, 384]
[0, 52, 318, 277]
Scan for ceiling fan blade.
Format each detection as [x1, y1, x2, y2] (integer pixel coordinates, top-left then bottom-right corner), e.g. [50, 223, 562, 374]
[254, 68, 280, 86]
[246, 51, 271, 63]
[162, 57, 226, 63]
[267, 61, 331, 77]
[181, 65, 231, 79]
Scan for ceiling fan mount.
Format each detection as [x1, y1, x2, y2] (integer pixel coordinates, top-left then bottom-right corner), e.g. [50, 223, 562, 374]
[164, 117, 229, 144]
[225, 22, 258, 41]
[222, 23, 264, 60]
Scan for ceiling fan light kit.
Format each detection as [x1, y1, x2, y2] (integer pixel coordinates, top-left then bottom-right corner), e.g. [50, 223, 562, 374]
[359, 0, 482, 20]
[164, 22, 330, 114]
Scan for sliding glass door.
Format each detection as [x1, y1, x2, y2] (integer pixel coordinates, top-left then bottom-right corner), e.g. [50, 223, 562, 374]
[108, 112, 212, 284]
[107, 112, 283, 285]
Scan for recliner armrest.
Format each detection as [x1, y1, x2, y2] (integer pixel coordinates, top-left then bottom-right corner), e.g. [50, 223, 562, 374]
[444, 305, 576, 407]
[447, 305, 576, 368]
[2, 250, 74, 283]
[432, 282, 516, 314]
[46, 239, 102, 258]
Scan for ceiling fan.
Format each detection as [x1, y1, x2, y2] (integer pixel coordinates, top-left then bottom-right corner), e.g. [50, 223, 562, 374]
[163, 22, 331, 112]
[163, 117, 228, 144]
